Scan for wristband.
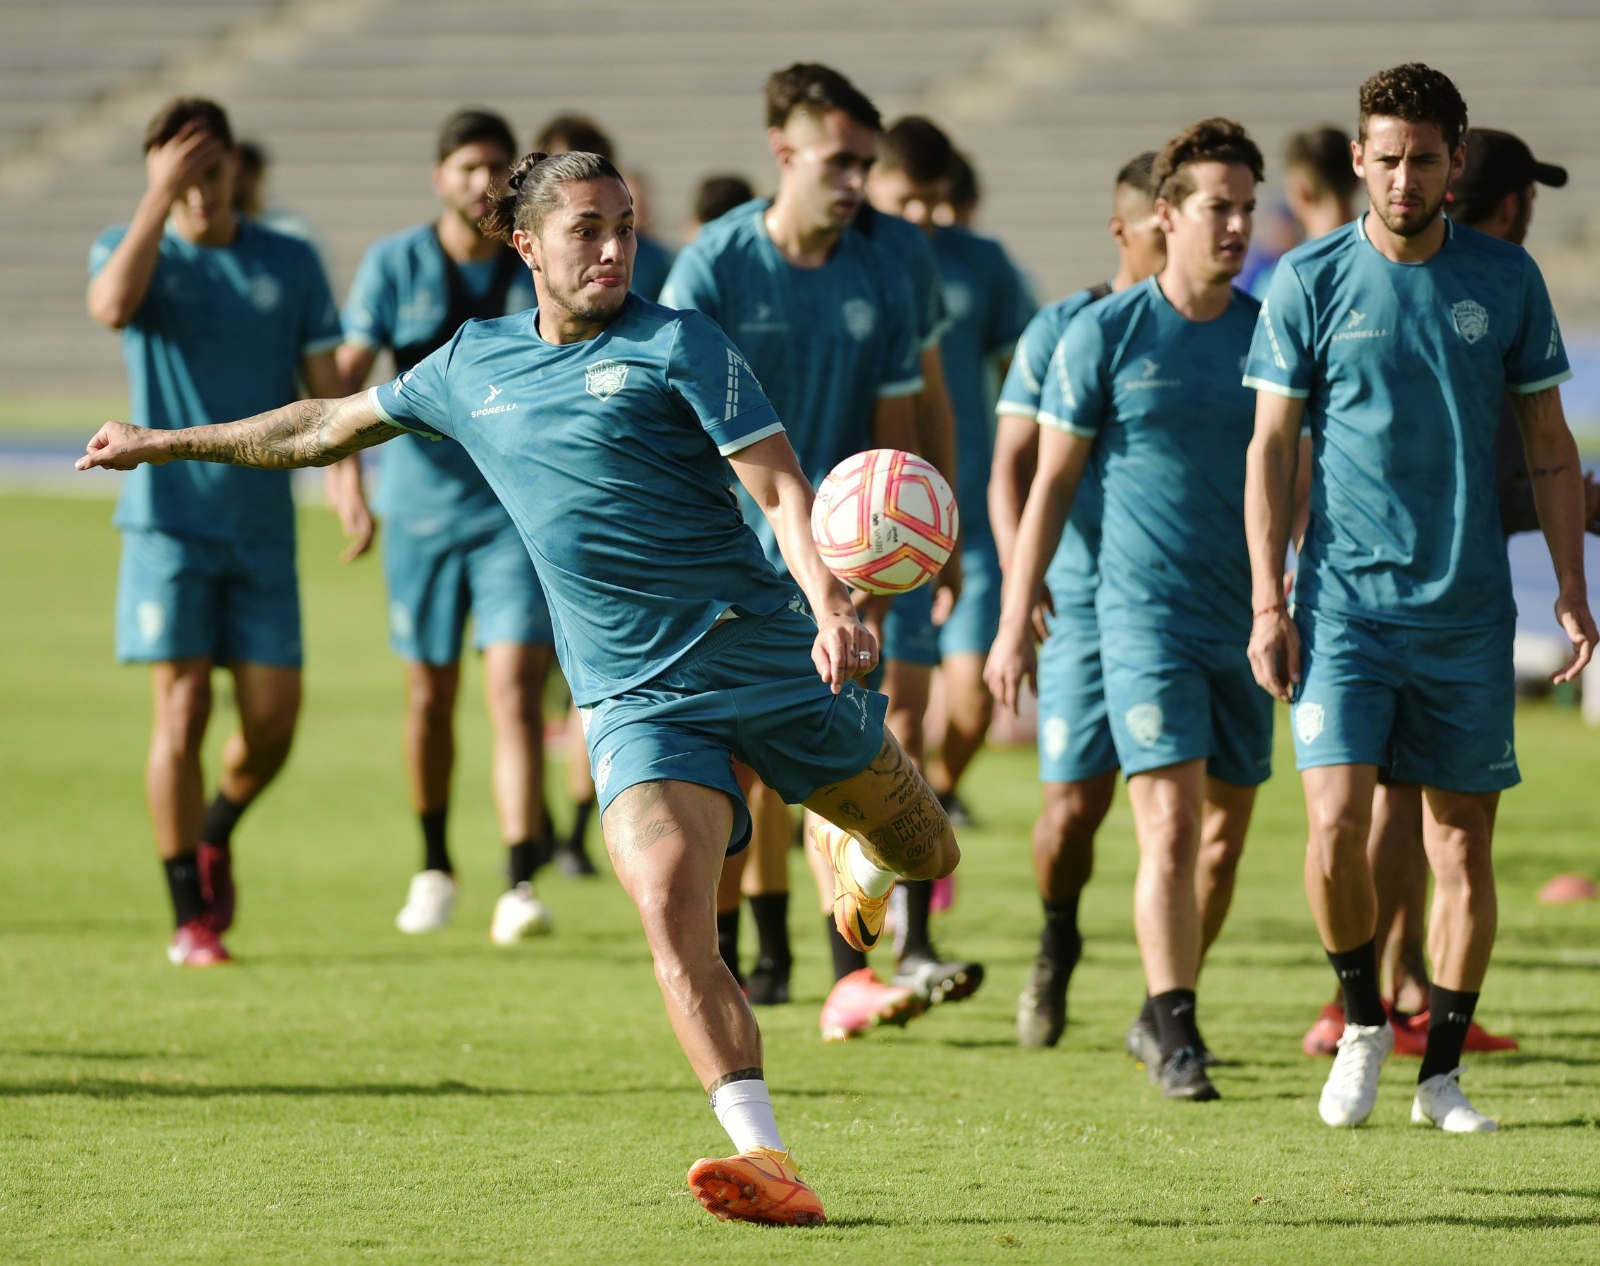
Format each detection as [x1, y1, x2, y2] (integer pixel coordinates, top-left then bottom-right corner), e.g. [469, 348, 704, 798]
[1253, 604, 1288, 618]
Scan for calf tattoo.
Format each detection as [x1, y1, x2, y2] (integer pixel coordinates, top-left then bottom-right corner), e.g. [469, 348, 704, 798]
[706, 1067, 764, 1096]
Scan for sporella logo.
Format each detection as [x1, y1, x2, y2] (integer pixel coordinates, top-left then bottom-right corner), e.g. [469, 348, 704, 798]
[471, 382, 518, 417]
[595, 750, 614, 795]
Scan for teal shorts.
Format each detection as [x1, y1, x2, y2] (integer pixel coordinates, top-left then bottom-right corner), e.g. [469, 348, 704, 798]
[882, 581, 940, 666]
[1035, 609, 1118, 784]
[1101, 625, 1273, 787]
[382, 510, 552, 665]
[581, 605, 889, 854]
[1291, 607, 1519, 793]
[116, 527, 301, 667]
[938, 535, 1002, 658]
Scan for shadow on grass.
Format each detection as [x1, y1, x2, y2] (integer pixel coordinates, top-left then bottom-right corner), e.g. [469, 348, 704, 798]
[1459, 1187, 1600, 1199]
[0, 1078, 679, 1100]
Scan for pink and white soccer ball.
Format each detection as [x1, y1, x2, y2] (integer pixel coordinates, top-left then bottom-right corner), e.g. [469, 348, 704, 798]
[811, 449, 959, 594]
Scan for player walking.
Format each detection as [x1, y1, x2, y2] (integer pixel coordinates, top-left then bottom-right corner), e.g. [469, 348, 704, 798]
[330, 108, 558, 944]
[80, 149, 962, 1226]
[1244, 64, 1595, 1132]
[989, 120, 1271, 1100]
[87, 97, 345, 966]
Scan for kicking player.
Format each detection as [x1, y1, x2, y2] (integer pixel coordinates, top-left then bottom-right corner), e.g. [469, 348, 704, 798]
[663, 63, 972, 1037]
[989, 151, 1165, 1046]
[80, 148, 962, 1227]
[1244, 64, 1595, 1132]
[330, 108, 558, 944]
[87, 97, 345, 965]
[989, 119, 1271, 1101]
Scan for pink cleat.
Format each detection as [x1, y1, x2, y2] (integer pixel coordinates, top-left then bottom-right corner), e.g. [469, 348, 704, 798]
[819, 968, 921, 1041]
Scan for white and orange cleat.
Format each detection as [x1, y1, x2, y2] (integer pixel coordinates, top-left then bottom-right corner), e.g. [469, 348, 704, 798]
[688, 1147, 826, 1226]
[819, 967, 920, 1041]
[810, 821, 893, 953]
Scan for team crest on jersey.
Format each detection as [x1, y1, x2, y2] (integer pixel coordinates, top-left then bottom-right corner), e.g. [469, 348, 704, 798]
[1124, 703, 1163, 747]
[942, 281, 974, 321]
[1452, 300, 1490, 344]
[841, 298, 877, 342]
[585, 359, 630, 401]
[1295, 702, 1325, 745]
[248, 274, 282, 312]
[1042, 717, 1070, 761]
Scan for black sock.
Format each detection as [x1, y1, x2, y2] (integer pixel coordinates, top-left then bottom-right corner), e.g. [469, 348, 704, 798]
[1138, 993, 1155, 1029]
[1419, 985, 1479, 1083]
[1149, 988, 1201, 1060]
[565, 798, 595, 854]
[421, 809, 451, 874]
[717, 909, 742, 981]
[1326, 940, 1386, 1027]
[900, 878, 934, 959]
[507, 837, 552, 887]
[826, 916, 868, 981]
[200, 792, 246, 848]
[748, 893, 791, 970]
[1039, 897, 1082, 971]
[164, 855, 205, 927]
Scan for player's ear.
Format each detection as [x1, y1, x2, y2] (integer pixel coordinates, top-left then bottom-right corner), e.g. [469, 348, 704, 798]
[1349, 138, 1365, 179]
[511, 227, 539, 272]
[1108, 214, 1128, 247]
[767, 127, 793, 168]
[1449, 140, 1467, 182]
[1153, 197, 1177, 235]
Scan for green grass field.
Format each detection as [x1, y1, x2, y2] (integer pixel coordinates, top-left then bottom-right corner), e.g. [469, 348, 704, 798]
[3, 494, 1599, 1264]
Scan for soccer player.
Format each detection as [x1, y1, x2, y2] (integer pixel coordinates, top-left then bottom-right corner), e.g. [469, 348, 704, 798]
[330, 108, 558, 944]
[988, 119, 1271, 1101]
[79, 148, 963, 1227]
[86, 97, 345, 965]
[691, 174, 756, 233]
[662, 63, 969, 1036]
[1247, 128, 1359, 303]
[1244, 64, 1595, 1132]
[989, 151, 1165, 1047]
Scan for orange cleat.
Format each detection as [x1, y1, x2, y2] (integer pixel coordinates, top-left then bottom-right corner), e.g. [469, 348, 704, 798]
[1302, 1003, 1345, 1056]
[688, 1147, 826, 1226]
[819, 968, 920, 1041]
[167, 919, 232, 967]
[811, 821, 893, 953]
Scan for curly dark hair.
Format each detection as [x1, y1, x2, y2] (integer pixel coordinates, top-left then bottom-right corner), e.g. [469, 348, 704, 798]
[1358, 63, 1468, 151]
[1151, 118, 1263, 206]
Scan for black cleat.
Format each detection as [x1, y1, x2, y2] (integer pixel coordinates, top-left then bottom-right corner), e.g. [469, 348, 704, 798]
[936, 791, 976, 830]
[894, 948, 984, 1005]
[555, 841, 599, 877]
[1160, 1046, 1221, 1101]
[1126, 1014, 1163, 1083]
[1017, 956, 1070, 1048]
[744, 957, 791, 1006]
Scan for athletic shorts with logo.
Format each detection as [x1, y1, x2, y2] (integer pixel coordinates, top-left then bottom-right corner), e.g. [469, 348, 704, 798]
[116, 527, 301, 666]
[1102, 625, 1272, 786]
[938, 534, 1003, 658]
[383, 509, 552, 665]
[1290, 606, 1518, 793]
[1036, 606, 1119, 784]
[580, 605, 889, 854]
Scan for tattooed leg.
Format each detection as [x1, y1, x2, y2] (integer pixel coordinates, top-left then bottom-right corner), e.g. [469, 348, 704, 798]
[804, 731, 960, 882]
[601, 780, 763, 1090]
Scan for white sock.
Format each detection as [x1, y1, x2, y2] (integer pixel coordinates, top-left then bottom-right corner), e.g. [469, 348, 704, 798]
[710, 1078, 785, 1154]
[846, 838, 896, 898]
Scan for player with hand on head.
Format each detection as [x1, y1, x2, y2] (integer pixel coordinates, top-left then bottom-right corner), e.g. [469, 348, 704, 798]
[988, 120, 1272, 1101]
[989, 151, 1165, 1048]
[1244, 64, 1595, 1132]
[86, 97, 345, 967]
[330, 108, 559, 945]
[79, 149, 962, 1226]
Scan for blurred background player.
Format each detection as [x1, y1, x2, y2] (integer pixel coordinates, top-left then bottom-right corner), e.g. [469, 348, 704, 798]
[86, 97, 345, 966]
[690, 173, 756, 235]
[1245, 64, 1594, 1132]
[990, 119, 1271, 1101]
[936, 150, 979, 228]
[989, 151, 1165, 1047]
[1248, 126, 1360, 299]
[231, 138, 321, 251]
[329, 108, 558, 945]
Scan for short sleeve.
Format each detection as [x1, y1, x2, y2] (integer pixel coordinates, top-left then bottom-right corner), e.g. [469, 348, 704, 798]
[667, 311, 784, 455]
[294, 243, 343, 358]
[369, 335, 456, 442]
[1243, 261, 1316, 398]
[88, 227, 126, 280]
[341, 242, 397, 351]
[658, 240, 721, 319]
[1505, 254, 1573, 395]
[1036, 312, 1109, 438]
[877, 267, 924, 399]
[997, 306, 1065, 419]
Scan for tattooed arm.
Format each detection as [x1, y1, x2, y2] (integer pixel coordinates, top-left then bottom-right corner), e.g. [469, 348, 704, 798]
[76, 393, 405, 473]
[1511, 384, 1596, 682]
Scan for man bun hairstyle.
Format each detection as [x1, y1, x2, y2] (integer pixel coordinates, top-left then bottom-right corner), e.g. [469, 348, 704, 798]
[479, 151, 626, 242]
[1286, 126, 1359, 201]
[437, 107, 517, 164]
[144, 96, 232, 152]
[1151, 118, 1263, 206]
[1115, 151, 1159, 199]
[765, 63, 881, 132]
[533, 114, 616, 163]
[880, 116, 955, 185]
[1358, 63, 1468, 152]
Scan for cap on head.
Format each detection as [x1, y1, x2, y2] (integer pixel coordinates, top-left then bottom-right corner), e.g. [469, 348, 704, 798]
[1447, 127, 1566, 218]
[765, 63, 881, 132]
[144, 96, 232, 152]
[1358, 63, 1468, 151]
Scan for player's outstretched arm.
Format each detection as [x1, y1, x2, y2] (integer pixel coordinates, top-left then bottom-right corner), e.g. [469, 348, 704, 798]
[1511, 385, 1598, 682]
[726, 432, 878, 694]
[77, 393, 405, 474]
[1244, 391, 1306, 701]
[984, 425, 1091, 712]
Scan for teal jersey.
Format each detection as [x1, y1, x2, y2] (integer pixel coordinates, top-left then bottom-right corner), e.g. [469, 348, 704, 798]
[932, 225, 1035, 542]
[856, 203, 949, 348]
[90, 219, 341, 542]
[660, 200, 923, 570]
[368, 295, 796, 705]
[1040, 277, 1261, 641]
[997, 284, 1112, 617]
[632, 233, 676, 303]
[1244, 216, 1572, 627]
[343, 223, 536, 520]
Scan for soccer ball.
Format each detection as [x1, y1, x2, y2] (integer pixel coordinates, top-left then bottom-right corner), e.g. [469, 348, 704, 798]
[811, 449, 959, 594]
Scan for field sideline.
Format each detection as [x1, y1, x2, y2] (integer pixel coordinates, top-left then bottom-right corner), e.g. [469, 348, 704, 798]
[3, 494, 1599, 1264]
